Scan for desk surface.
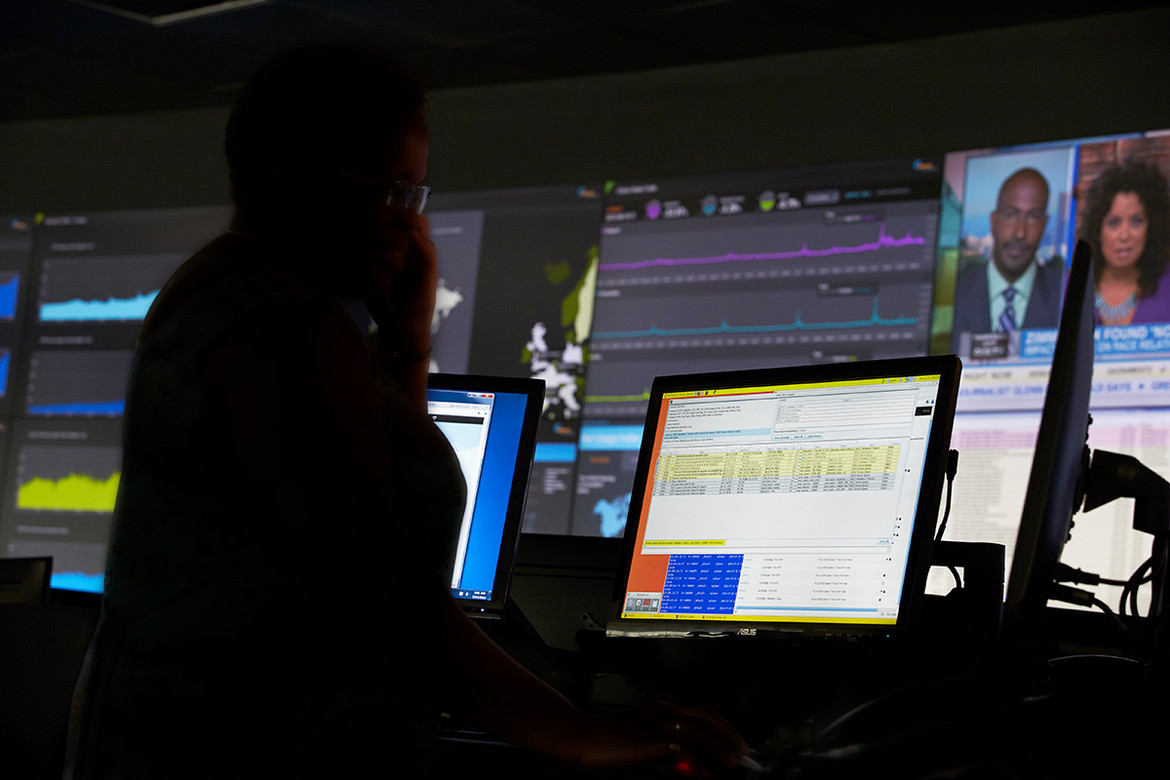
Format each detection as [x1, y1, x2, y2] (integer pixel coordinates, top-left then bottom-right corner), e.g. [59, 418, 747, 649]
[462, 602, 1166, 779]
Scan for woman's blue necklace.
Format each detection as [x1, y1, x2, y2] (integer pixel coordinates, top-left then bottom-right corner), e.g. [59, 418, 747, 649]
[1095, 291, 1137, 322]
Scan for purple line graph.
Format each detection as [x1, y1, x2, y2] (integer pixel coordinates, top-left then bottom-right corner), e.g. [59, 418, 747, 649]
[598, 222, 926, 272]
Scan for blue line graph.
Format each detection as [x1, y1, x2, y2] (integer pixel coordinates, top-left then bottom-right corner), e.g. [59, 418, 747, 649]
[591, 299, 916, 340]
[40, 290, 158, 322]
[51, 571, 104, 593]
[0, 273, 19, 319]
[28, 399, 125, 416]
[24, 349, 134, 416]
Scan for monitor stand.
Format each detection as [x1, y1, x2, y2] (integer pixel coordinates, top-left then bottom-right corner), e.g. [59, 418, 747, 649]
[920, 540, 1005, 644]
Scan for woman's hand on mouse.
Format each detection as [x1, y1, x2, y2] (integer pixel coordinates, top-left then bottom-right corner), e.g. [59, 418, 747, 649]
[568, 701, 750, 776]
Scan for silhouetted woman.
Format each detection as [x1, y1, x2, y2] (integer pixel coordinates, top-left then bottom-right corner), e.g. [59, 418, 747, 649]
[68, 45, 745, 780]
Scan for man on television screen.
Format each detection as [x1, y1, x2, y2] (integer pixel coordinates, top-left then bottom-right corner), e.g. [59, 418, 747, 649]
[952, 167, 1064, 345]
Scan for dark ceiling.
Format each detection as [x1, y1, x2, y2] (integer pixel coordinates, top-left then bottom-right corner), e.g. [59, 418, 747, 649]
[4, 0, 1169, 122]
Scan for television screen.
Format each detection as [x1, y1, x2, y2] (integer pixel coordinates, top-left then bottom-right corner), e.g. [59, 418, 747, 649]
[0, 215, 35, 415]
[426, 184, 604, 536]
[930, 128, 1170, 610]
[0, 206, 230, 592]
[576, 158, 945, 538]
[10, 129, 1170, 595]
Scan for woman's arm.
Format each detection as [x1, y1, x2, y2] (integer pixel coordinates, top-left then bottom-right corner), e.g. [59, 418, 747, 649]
[201, 244, 747, 775]
[431, 589, 748, 773]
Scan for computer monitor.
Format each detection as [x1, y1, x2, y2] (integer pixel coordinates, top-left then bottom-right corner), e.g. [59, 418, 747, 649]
[1004, 240, 1094, 628]
[607, 355, 960, 642]
[426, 373, 544, 619]
[0, 555, 51, 603]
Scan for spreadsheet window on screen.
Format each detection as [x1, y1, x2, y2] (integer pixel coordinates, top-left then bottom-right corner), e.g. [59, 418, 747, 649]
[622, 375, 941, 625]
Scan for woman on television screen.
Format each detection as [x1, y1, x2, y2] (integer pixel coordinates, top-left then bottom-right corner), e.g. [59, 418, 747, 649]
[1082, 159, 1170, 326]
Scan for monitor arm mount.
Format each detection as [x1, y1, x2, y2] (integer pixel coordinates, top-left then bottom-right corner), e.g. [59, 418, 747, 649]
[1082, 449, 1170, 538]
[1078, 448, 1170, 658]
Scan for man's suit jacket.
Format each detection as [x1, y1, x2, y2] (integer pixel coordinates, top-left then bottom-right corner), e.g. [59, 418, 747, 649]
[951, 258, 1066, 340]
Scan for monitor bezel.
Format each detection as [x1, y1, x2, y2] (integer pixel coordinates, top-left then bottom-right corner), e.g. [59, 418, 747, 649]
[606, 354, 962, 642]
[427, 372, 545, 620]
[1003, 239, 1094, 628]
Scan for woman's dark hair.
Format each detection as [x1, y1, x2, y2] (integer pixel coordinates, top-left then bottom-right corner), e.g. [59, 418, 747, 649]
[1082, 158, 1170, 298]
[224, 45, 428, 203]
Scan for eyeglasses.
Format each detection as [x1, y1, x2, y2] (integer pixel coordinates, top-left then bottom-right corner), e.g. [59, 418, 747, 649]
[385, 178, 431, 214]
[995, 207, 1046, 226]
[325, 168, 431, 214]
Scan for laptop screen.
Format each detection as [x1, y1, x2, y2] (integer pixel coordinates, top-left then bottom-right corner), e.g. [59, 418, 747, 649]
[426, 374, 544, 618]
[609, 356, 960, 640]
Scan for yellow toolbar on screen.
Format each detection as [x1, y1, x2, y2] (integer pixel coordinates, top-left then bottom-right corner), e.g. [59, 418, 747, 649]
[662, 375, 940, 399]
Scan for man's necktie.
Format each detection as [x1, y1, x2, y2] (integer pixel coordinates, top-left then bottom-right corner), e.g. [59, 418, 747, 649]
[998, 286, 1017, 332]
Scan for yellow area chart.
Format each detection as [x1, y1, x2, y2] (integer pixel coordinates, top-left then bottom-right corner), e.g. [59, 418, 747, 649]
[17, 471, 120, 512]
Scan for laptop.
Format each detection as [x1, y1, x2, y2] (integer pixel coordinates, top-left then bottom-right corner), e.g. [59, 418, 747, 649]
[607, 355, 961, 642]
[427, 373, 544, 619]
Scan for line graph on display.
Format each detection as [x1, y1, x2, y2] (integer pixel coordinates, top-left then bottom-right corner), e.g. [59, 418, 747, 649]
[14, 444, 123, 514]
[599, 222, 927, 272]
[586, 389, 652, 403]
[16, 471, 121, 512]
[582, 349, 842, 408]
[591, 298, 916, 340]
[25, 350, 134, 416]
[0, 272, 19, 319]
[37, 253, 183, 323]
[4, 538, 110, 594]
[40, 291, 158, 322]
[28, 399, 126, 416]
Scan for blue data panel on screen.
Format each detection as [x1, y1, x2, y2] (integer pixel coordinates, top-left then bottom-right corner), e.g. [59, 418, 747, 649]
[660, 554, 743, 615]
